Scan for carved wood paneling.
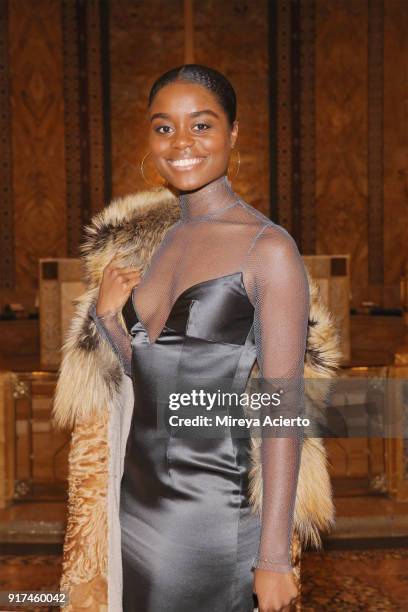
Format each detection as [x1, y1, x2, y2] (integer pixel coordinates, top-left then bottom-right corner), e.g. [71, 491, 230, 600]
[383, 0, 408, 308]
[62, 0, 106, 253]
[268, 0, 278, 223]
[299, 0, 316, 255]
[87, 0, 106, 214]
[315, 0, 369, 309]
[61, 0, 82, 257]
[290, 0, 302, 244]
[76, 0, 91, 231]
[271, 0, 316, 251]
[7, 0, 67, 307]
[62, 0, 100, 256]
[276, 0, 293, 228]
[1, 0, 406, 314]
[368, 0, 384, 286]
[99, 0, 112, 205]
[0, 0, 14, 290]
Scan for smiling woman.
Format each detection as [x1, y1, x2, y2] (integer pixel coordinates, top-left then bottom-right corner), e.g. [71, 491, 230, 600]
[87, 64, 307, 612]
[147, 77, 238, 191]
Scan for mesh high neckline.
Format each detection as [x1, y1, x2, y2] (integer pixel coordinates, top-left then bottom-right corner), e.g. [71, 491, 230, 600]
[178, 174, 239, 222]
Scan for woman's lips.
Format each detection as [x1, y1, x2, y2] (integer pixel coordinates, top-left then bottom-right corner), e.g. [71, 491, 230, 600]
[167, 157, 207, 171]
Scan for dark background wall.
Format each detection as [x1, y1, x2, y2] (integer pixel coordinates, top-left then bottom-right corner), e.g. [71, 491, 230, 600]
[0, 0, 406, 313]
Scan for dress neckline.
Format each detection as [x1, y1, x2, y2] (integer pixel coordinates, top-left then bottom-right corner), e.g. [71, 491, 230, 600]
[124, 270, 247, 345]
[178, 174, 240, 222]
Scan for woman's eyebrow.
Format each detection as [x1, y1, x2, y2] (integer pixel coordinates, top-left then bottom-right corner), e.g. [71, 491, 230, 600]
[190, 109, 220, 119]
[150, 109, 220, 122]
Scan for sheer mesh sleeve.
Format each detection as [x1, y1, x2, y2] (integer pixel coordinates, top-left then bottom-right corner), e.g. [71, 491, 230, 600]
[88, 301, 132, 378]
[244, 224, 309, 573]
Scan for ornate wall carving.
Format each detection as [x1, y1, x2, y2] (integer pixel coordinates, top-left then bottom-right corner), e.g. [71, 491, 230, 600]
[62, 0, 106, 257]
[368, 0, 384, 286]
[315, 0, 369, 309]
[7, 0, 67, 307]
[0, 0, 14, 290]
[383, 0, 408, 307]
[0, 0, 406, 313]
[272, 0, 316, 252]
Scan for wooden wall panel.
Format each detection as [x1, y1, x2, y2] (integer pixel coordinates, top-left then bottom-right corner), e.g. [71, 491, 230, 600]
[194, 0, 270, 215]
[298, 0, 317, 255]
[274, 0, 292, 227]
[315, 0, 369, 309]
[62, 0, 85, 257]
[383, 0, 408, 307]
[367, 0, 384, 287]
[272, 0, 317, 251]
[0, 0, 106, 308]
[0, 0, 14, 291]
[0, 0, 406, 317]
[109, 0, 184, 198]
[62, 0, 106, 256]
[6, 0, 66, 308]
[87, 0, 106, 215]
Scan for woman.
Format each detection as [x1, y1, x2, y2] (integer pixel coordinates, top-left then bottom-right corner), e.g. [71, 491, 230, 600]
[92, 64, 306, 612]
[53, 64, 341, 612]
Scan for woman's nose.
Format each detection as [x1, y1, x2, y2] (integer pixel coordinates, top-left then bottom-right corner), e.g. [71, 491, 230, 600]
[172, 129, 195, 150]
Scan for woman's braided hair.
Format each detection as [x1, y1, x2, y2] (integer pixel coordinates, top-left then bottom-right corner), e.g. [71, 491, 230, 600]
[148, 64, 237, 128]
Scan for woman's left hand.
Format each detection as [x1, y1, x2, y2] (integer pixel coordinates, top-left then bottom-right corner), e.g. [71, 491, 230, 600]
[253, 568, 299, 611]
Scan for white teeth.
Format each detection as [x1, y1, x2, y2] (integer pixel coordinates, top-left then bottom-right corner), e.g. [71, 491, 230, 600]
[169, 158, 204, 167]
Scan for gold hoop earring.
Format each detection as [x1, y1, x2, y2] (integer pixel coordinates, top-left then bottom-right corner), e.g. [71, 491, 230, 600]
[140, 151, 167, 187]
[227, 149, 240, 182]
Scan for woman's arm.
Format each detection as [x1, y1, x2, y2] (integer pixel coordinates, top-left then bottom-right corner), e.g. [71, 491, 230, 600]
[245, 224, 309, 572]
[88, 301, 132, 378]
[86, 255, 141, 379]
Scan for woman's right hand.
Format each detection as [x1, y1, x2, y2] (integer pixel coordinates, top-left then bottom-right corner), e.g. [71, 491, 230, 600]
[253, 568, 299, 611]
[96, 255, 142, 317]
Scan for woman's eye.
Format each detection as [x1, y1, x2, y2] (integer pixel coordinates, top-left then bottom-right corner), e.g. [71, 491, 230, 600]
[193, 123, 211, 131]
[155, 125, 172, 134]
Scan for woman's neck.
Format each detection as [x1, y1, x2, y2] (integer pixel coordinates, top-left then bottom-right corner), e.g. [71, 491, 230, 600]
[178, 174, 238, 221]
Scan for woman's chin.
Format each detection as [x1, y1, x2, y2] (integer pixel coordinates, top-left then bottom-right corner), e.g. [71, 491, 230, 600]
[163, 169, 224, 193]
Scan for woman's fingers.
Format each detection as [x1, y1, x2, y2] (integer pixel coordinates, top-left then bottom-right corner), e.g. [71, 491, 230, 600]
[96, 256, 142, 315]
[107, 254, 142, 272]
[119, 269, 143, 278]
[109, 264, 142, 275]
[118, 271, 143, 286]
[118, 271, 142, 293]
[105, 267, 142, 285]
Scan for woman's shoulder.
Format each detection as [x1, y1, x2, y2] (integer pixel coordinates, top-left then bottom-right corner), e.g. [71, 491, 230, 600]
[237, 197, 299, 248]
[249, 219, 301, 263]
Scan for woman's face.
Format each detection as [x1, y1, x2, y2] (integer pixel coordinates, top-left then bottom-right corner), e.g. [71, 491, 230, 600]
[148, 81, 238, 191]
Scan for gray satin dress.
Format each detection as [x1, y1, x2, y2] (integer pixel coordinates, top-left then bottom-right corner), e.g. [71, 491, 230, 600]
[90, 174, 309, 612]
[119, 271, 261, 612]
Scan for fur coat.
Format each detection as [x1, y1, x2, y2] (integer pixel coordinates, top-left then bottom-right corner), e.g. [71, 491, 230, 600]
[51, 185, 342, 611]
